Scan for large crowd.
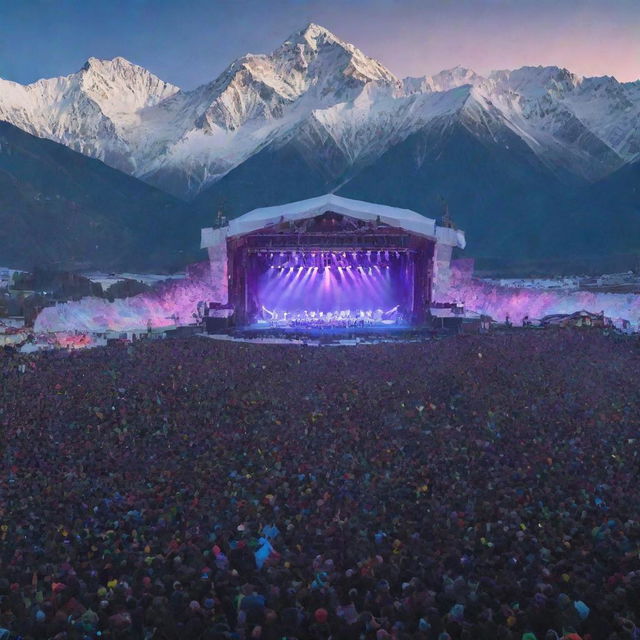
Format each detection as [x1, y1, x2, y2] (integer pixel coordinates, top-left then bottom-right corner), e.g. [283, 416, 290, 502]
[1, 331, 640, 640]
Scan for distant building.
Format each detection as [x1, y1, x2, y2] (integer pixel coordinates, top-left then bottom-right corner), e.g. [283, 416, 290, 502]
[541, 310, 611, 329]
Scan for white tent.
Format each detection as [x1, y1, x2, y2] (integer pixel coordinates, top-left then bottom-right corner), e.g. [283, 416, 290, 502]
[201, 194, 465, 249]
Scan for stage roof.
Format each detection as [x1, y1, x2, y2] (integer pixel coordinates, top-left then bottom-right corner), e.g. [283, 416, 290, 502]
[201, 194, 466, 249]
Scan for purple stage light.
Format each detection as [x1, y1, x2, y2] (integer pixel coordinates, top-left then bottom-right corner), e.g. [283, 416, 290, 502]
[255, 250, 412, 317]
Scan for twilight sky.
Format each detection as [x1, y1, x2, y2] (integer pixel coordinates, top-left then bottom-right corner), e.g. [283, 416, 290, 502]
[0, 0, 638, 88]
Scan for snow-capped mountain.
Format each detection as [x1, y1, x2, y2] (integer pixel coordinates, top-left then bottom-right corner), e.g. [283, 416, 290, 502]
[0, 57, 179, 175]
[425, 65, 640, 180]
[0, 23, 638, 199]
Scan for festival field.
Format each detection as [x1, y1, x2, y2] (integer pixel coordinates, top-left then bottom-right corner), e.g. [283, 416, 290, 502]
[2, 331, 640, 639]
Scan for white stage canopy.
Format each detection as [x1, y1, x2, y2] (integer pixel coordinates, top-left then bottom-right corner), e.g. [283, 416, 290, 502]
[201, 194, 465, 250]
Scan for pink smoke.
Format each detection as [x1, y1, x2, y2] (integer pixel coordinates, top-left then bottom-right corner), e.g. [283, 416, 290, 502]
[446, 263, 640, 327]
[34, 260, 640, 333]
[35, 266, 216, 333]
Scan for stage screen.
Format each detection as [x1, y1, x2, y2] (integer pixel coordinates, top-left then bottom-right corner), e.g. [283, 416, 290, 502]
[246, 251, 415, 324]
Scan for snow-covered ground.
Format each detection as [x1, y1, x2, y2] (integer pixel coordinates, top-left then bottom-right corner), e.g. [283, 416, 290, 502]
[0, 267, 25, 289]
[481, 272, 640, 292]
[82, 271, 185, 290]
[481, 276, 581, 291]
[0, 317, 25, 329]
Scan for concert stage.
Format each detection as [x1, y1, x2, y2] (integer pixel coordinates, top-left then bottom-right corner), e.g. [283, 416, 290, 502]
[201, 194, 465, 329]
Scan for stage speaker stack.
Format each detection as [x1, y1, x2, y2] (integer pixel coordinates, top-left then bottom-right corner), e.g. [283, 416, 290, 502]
[204, 303, 234, 333]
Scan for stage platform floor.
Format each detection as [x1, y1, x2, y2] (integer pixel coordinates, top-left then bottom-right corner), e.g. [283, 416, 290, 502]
[242, 322, 411, 335]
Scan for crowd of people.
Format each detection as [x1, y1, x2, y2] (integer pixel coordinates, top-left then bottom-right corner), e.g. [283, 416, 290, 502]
[2, 331, 640, 640]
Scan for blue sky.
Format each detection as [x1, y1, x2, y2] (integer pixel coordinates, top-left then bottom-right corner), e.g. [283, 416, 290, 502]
[0, 0, 638, 87]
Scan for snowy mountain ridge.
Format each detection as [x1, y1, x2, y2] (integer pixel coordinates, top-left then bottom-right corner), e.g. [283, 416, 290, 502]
[0, 23, 638, 198]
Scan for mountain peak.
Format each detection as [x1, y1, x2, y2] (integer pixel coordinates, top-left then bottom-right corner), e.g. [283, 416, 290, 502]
[403, 67, 481, 95]
[489, 65, 580, 94]
[78, 55, 178, 91]
[287, 22, 343, 48]
[82, 56, 100, 71]
[274, 21, 399, 93]
[82, 56, 136, 71]
[75, 55, 180, 125]
[430, 66, 479, 89]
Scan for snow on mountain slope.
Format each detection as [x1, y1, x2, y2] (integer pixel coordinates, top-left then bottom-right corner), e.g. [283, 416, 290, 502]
[403, 65, 635, 179]
[137, 23, 407, 194]
[0, 24, 637, 198]
[79, 57, 180, 125]
[472, 69, 625, 179]
[308, 84, 472, 169]
[486, 67, 639, 165]
[404, 66, 480, 95]
[568, 76, 640, 160]
[0, 57, 179, 174]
